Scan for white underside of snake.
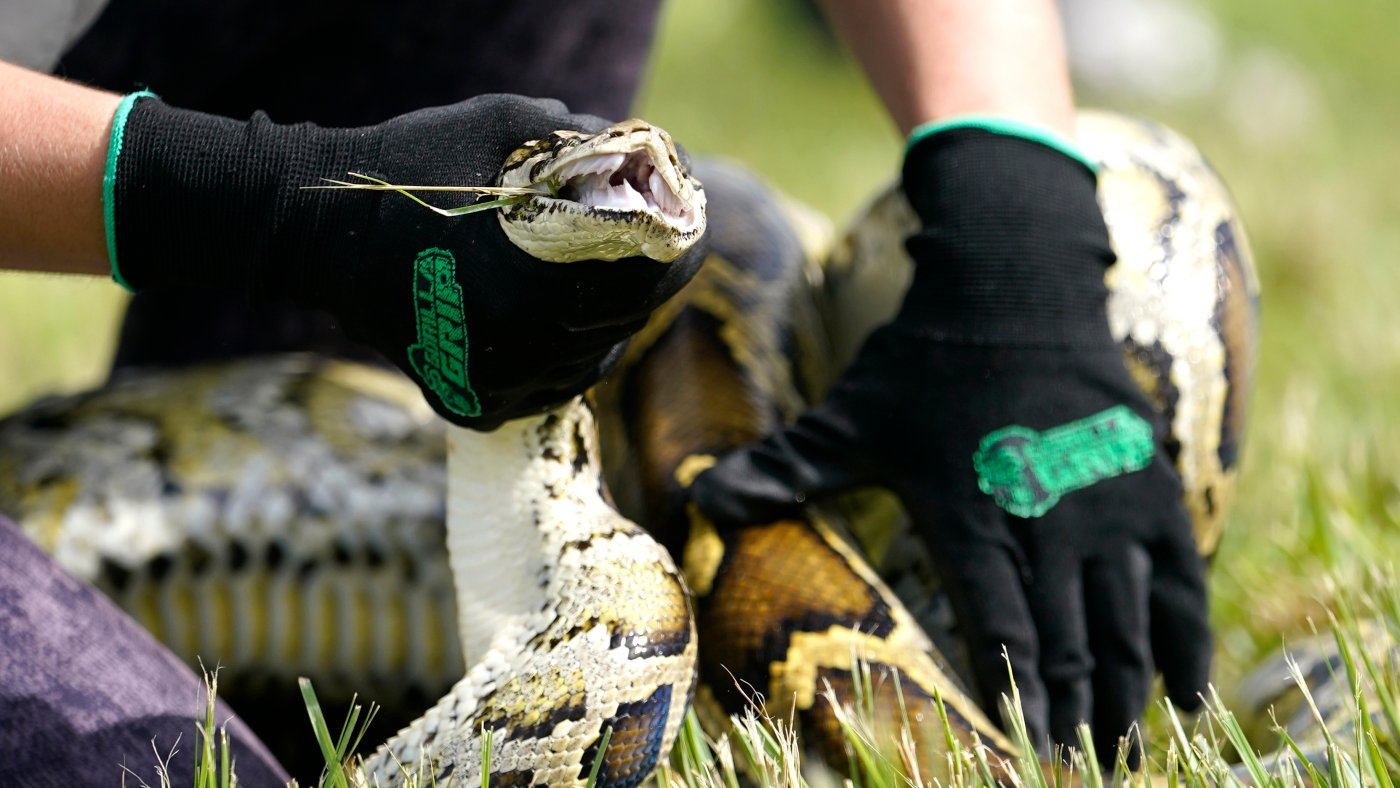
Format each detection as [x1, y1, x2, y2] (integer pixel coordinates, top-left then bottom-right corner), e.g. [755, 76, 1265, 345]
[368, 404, 695, 784]
[360, 121, 707, 784]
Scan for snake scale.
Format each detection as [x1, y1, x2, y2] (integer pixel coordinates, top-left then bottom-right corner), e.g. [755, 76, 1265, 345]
[0, 110, 1256, 784]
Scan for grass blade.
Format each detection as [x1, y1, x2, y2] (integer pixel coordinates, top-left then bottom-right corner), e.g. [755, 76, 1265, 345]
[299, 678, 349, 788]
[306, 173, 538, 216]
[481, 723, 493, 788]
[585, 726, 613, 788]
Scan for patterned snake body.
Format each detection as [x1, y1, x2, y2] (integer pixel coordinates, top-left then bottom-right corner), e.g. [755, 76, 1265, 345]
[366, 120, 706, 782]
[0, 112, 1257, 782]
[367, 404, 695, 784]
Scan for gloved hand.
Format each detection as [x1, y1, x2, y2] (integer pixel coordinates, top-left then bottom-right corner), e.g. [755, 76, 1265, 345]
[690, 122, 1209, 763]
[104, 93, 705, 429]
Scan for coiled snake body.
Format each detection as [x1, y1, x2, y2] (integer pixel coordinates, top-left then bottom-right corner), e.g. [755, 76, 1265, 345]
[0, 111, 1256, 783]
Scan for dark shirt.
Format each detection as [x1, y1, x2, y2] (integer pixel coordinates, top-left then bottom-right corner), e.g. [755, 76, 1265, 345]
[58, 0, 661, 123]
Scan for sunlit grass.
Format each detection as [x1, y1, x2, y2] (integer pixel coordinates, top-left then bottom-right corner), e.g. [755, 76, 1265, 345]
[649, 577, 1400, 787]
[122, 666, 237, 788]
[170, 569, 1398, 788]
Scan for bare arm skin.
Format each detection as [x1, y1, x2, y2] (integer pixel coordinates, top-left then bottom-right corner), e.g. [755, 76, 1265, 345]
[0, 60, 121, 276]
[816, 0, 1075, 138]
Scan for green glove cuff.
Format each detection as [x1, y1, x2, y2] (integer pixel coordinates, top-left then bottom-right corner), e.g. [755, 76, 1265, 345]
[906, 114, 1097, 174]
[103, 90, 158, 293]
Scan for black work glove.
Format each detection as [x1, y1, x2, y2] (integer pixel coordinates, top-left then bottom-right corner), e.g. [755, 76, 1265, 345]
[106, 93, 705, 429]
[690, 125, 1209, 764]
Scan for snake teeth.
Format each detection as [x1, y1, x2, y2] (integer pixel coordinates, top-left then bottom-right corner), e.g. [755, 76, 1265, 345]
[497, 119, 708, 263]
[554, 151, 698, 228]
[554, 152, 698, 231]
[649, 169, 689, 220]
[553, 152, 627, 182]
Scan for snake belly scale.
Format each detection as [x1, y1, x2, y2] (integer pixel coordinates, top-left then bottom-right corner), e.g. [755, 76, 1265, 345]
[0, 111, 1256, 783]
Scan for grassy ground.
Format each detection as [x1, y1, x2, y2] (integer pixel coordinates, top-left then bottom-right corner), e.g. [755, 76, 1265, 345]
[177, 604, 1400, 786]
[7, 0, 1400, 779]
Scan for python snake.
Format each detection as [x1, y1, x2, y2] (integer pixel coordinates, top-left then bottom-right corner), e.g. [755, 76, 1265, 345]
[0, 111, 1257, 784]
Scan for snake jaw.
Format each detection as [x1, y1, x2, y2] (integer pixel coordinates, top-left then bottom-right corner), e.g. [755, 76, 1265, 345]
[498, 119, 708, 263]
[553, 150, 700, 231]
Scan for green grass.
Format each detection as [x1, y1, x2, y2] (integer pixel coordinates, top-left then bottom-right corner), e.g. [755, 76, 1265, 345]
[662, 580, 1400, 787]
[169, 571, 1400, 787]
[122, 666, 237, 788]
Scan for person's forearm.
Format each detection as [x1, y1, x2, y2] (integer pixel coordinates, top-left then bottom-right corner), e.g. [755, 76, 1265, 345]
[817, 0, 1075, 137]
[0, 60, 122, 276]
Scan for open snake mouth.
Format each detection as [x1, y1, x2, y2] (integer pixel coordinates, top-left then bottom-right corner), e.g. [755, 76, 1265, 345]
[551, 150, 699, 232]
[498, 119, 707, 262]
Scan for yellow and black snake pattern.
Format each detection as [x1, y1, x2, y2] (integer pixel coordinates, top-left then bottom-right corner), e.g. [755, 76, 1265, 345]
[0, 110, 1257, 783]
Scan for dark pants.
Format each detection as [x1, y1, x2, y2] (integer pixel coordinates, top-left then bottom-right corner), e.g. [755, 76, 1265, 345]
[0, 516, 289, 787]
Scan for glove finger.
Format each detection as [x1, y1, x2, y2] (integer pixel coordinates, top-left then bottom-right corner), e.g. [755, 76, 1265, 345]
[499, 341, 630, 424]
[1082, 541, 1153, 768]
[465, 321, 622, 391]
[543, 340, 631, 399]
[466, 94, 592, 135]
[534, 245, 706, 331]
[438, 338, 627, 431]
[540, 338, 631, 381]
[1131, 458, 1211, 711]
[549, 257, 674, 329]
[1015, 521, 1092, 751]
[551, 320, 645, 357]
[914, 501, 1050, 747]
[559, 300, 659, 334]
[1148, 504, 1212, 712]
[690, 401, 873, 527]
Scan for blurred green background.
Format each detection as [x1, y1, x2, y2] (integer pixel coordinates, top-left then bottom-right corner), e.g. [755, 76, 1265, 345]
[3, 0, 1399, 698]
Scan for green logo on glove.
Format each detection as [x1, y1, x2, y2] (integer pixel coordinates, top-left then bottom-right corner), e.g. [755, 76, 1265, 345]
[972, 406, 1155, 518]
[407, 248, 481, 418]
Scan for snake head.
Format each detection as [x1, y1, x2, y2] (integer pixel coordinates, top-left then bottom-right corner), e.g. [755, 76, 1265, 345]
[497, 119, 707, 263]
